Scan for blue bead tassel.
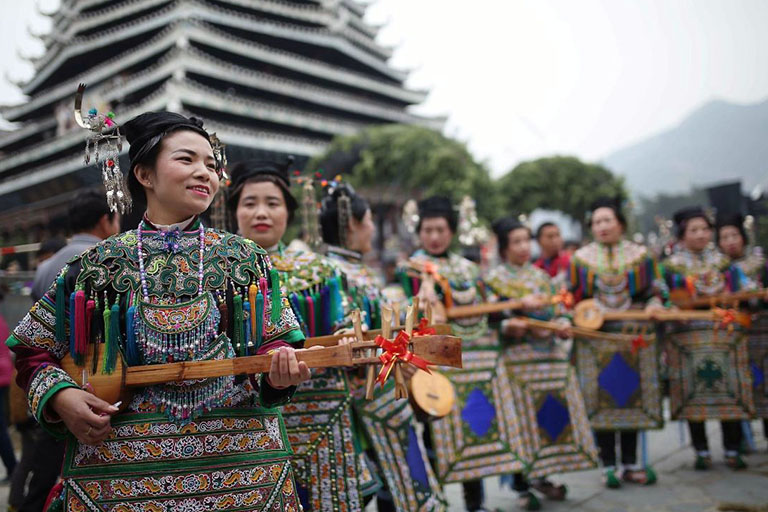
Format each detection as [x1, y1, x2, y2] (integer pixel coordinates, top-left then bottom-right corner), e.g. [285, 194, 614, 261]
[125, 306, 140, 366]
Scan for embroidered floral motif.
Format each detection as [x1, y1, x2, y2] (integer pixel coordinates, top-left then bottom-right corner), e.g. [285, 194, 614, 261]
[28, 364, 77, 419]
[664, 247, 730, 295]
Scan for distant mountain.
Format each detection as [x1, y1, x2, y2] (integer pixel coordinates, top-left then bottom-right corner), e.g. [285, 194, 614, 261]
[602, 98, 768, 195]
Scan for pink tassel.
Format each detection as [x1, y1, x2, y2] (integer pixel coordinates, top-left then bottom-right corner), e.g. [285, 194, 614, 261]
[74, 290, 87, 363]
[85, 299, 95, 343]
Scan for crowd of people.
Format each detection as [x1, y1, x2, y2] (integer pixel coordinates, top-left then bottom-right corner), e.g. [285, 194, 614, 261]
[1, 108, 765, 512]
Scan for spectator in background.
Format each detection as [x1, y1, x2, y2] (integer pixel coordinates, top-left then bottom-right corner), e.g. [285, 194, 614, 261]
[33, 237, 67, 270]
[0, 284, 16, 484]
[533, 222, 571, 287]
[31, 189, 121, 301]
[10, 189, 119, 512]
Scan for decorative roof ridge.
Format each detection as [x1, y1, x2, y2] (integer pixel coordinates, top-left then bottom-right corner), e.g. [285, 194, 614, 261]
[4, 44, 182, 122]
[22, 13, 184, 95]
[42, 0, 393, 77]
[192, 21, 417, 99]
[30, 0, 180, 75]
[0, 118, 57, 148]
[170, 78, 362, 135]
[0, 83, 172, 176]
[13, 21, 421, 118]
[196, 115, 330, 147]
[178, 47, 424, 120]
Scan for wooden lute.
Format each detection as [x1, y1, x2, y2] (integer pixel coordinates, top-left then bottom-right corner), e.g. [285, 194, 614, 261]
[60, 329, 462, 411]
[572, 299, 752, 330]
[669, 287, 768, 309]
[408, 369, 455, 421]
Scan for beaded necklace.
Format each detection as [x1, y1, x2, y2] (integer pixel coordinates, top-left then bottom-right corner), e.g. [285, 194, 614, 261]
[596, 241, 626, 274]
[132, 220, 231, 422]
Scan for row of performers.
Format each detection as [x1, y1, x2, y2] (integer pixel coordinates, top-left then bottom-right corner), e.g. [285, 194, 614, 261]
[7, 111, 766, 512]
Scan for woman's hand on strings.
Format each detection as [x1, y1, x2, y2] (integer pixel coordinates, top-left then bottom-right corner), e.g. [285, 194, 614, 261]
[521, 294, 546, 311]
[502, 318, 528, 338]
[50, 387, 118, 446]
[267, 347, 311, 389]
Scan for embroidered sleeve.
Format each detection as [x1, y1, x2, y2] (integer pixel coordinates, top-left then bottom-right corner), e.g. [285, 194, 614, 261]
[6, 269, 79, 438]
[26, 364, 78, 437]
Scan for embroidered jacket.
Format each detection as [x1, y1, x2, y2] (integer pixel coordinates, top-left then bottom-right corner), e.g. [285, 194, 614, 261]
[484, 262, 568, 345]
[570, 240, 664, 311]
[662, 247, 732, 297]
[7, 219, 304, 436]
[270, 244, 346, 336]
[397, 249, 488, 345]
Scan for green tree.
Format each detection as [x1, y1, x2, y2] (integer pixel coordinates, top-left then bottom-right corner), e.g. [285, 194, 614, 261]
[306, 124, 500, 221]
[496, 156, 627, 224]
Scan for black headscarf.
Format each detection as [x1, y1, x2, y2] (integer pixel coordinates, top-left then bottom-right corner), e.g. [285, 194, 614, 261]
[417, 196, 457, 232]
[715, 212, 747, 246]
[492, 216, 529, 258]
[122, 111, 212, 174]
[672, 205, 712, 238]
[226, 158, 298, 223]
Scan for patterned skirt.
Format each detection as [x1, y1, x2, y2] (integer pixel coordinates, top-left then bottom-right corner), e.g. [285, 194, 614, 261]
[282, 368, 375, 512]
[666, 320, 754, 421]
[350, 375, 445, 512]
[54, 404, 300, 512]
[749, 311, 768, 418]
[503, 342, 598, 479]
[574, 321, 663, 430]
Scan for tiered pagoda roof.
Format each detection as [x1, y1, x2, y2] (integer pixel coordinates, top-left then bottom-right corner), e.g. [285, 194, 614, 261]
[0, 0, 441, 227]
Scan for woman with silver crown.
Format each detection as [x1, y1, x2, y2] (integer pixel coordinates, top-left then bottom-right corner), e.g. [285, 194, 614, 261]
[485, 217, 598, 510]
[225, 161, 379, 511]
[716, 213, 768, 441]
[6, 96, 311, 510]
[318, 182, 445, 512]
[663, 206, 749, 470]
[570, 197, 664, 489]
[396, 196, 498, 512]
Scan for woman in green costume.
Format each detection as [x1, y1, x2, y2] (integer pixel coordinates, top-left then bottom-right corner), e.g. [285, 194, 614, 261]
[485, 217, 593, 510]
[227, 160, 377, 511]
[319, 183, 446, 512]
[716, 213, 768, 440]
[664, 206, 747, 470]
[570, 198, 662, 488]
[7, 111, 310, 511]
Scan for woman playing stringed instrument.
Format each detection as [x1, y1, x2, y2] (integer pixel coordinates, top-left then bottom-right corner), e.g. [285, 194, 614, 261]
[570, 197, 665, 489]
[484, 217, 588, 510]
[716, 213, 768, 444]
[664, 207, 750, 471]
[319, 182, 445, 512]
[6, 107, 311, 511]
[226, 161, 378, 511]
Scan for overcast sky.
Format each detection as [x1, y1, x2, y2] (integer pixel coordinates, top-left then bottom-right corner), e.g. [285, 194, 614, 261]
[2, 0, 768, 177]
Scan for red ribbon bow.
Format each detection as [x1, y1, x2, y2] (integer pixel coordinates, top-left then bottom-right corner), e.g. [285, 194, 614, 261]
[552, 288, 575, 309]
[374, 331, 432, 386]
[713, 308, 736, 331]
[631, 334, 648, 354]
[413, 317, 436, 337]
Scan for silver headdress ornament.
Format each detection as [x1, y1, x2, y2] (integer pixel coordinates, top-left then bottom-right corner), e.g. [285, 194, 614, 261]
[457, 195, 490, 247]
[74, 83, 131, 213]
[208, 133, 229, 181]
[296, 176, 321, 250]
[337, 188, 352, 249]
[401, 198, 420, 244]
